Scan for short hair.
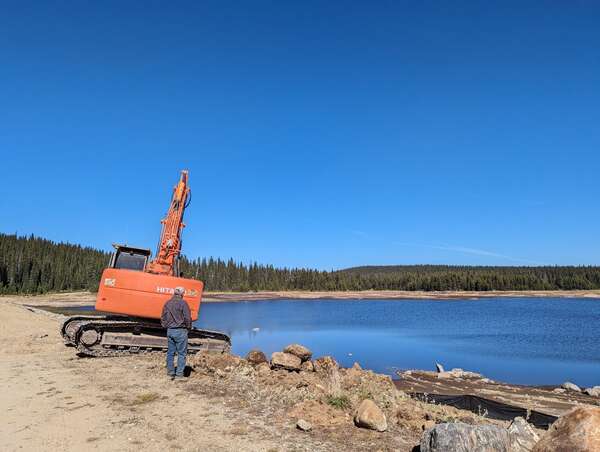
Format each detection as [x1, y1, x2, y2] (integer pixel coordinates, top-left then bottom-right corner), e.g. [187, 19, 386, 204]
[174, 286, 185, 296]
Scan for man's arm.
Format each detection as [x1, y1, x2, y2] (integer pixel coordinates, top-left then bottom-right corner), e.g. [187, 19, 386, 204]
[181, 300, 192, 330]
[160, 301, 170, 328]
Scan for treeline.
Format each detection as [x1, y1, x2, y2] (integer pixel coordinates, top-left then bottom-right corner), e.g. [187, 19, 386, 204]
[2, 233, 600, 294]
[0, 233, 108, 294]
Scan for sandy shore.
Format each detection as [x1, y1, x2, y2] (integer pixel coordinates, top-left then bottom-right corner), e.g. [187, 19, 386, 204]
[0, 301, 297, 452]
[4, 289, 600, 309]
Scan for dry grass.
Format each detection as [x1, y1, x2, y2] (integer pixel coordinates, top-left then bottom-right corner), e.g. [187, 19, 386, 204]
[131, 392, 160, 405]
[326, 394, 351, 410]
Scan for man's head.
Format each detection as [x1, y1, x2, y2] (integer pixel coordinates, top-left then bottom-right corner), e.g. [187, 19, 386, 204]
[174, 286, 185, 297]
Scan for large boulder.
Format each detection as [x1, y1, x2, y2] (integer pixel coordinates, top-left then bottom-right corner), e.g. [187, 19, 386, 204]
[584, 386, 600, 397]
[313, 356, 339, 374]
[508, 417, 540, 451]
[420, 422, 510, 452]
[353, 399, 387, 432]
[270, 352, 302, 371]
[532, 406, 600, 452]
[283, 344, 312, 362]
[561, 381, 581, 392]
[245, 349, 268, 365]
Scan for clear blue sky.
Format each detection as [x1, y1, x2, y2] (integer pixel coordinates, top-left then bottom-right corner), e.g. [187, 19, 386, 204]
[1, 2, 599, 269]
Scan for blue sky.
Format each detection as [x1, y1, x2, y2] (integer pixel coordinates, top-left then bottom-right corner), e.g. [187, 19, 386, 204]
[1, 2, 599, 269]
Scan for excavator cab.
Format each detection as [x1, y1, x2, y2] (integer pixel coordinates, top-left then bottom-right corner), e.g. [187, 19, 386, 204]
[109, 244, 151, 271]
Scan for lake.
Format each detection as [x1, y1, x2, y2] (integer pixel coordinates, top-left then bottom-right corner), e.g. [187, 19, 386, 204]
[193, 297, 600, 387]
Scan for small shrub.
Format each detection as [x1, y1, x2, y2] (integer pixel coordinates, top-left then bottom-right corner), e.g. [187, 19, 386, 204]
[326, 394, 351, 410]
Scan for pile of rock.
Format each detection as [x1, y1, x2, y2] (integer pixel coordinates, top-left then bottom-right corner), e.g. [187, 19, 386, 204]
[269, 343, 313, 372]
[246, 344, 391, 433]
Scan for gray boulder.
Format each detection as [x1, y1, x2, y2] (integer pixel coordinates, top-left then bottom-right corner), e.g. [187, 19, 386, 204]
[508, 417, 540, 451]
[421, 422, 510, 452]
[283, 343, 312, 362]
[561, 381, 581, 392]
[270, 352, 302, 371]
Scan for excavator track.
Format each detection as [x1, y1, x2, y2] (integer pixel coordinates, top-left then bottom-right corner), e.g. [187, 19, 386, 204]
[71, 318, 231, 357]
[60, 315, 125, 345]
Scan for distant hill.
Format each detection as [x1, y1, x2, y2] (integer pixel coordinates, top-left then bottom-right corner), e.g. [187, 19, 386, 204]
[337, 265, 600, 291]
[2, 232, 599, 294]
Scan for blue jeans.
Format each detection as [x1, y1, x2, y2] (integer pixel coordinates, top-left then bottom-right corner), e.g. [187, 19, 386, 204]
[166, 328, 188, 377]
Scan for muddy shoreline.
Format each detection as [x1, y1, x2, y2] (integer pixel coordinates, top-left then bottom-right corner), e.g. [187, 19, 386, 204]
[3, 289, 600, 308]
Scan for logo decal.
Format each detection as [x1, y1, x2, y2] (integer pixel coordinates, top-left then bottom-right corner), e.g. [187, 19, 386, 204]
[104, 278, 116, 287]
[156, 286, 199, 297]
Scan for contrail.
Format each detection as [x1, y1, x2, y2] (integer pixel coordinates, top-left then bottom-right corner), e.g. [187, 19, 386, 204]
[393, 242, 546, 265]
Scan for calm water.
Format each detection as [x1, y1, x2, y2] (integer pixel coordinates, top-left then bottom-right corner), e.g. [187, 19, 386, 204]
[193, 297, 600, 387]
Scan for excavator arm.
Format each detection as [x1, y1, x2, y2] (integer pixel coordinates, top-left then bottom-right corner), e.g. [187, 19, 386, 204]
[146, 170, 190, 276]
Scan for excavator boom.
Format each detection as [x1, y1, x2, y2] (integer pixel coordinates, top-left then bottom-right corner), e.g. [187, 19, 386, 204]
[146, 170, 190, 275]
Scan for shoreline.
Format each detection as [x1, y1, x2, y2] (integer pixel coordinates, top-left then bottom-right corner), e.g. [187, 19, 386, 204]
[202, 289, 600, 302]
[2, 289, 600, 307]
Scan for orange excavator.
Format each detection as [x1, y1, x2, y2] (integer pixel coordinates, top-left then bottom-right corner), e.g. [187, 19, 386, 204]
[61, 171, 230, 356]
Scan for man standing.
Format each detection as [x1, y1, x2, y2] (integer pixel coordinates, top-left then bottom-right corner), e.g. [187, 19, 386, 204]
[160, 286, 192, 380]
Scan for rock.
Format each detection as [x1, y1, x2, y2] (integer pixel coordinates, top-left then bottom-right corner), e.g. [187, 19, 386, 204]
[301, 360, 315, 372]
[352, 362, 362, 371]
[313, 356, 339, 374]
[532, 406, 600, 452]
[296, 419, 312, 432]
[255, 362, 271, 375]
[270, 352, 302, 371]
[584, 386, 600, 397]
[283, 344, 312, 362]
[245, 349, 268, 365]
[553, 387, 566, 394]
[508, 417, 540, 451]
[353, 399, 387, 432]
[437, 368, 483, 379]
[435, 362, 445, 373]
[236, 364, 255, 377]
[560, 381, 581, 392]
[420, 422, 510, 452]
